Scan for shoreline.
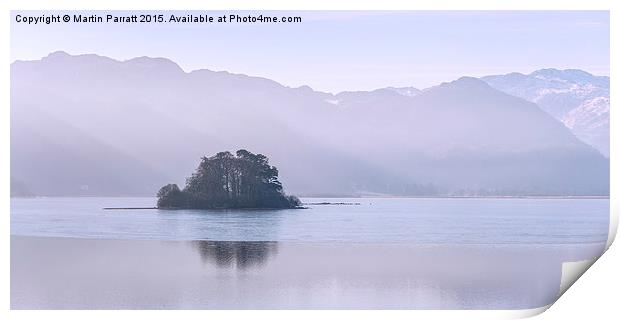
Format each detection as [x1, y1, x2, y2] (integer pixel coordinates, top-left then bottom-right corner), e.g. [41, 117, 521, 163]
[13, 195, 611, 200]
[148, 206, 308, 211]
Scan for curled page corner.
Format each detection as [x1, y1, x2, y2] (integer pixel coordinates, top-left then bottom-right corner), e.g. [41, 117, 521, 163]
[557, 258, 598, 299]
[510, 258, 599, 319]
[606, 200, 618, 250]
[510, 305, 551, 319]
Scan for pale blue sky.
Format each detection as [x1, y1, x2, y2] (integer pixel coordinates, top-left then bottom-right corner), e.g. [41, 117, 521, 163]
[11, 11, 609, 93]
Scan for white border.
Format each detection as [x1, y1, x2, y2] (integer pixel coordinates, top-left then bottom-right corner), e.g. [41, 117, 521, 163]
[2, 0, 617, 319]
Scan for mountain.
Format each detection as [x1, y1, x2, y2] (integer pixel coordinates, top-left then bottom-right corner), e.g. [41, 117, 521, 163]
[10, 178, 34, 197]
[10, 52, 609, 196]
[385, 86, 421, 97]
[481, 69, 610, 156]
[11, 101, 169, 196]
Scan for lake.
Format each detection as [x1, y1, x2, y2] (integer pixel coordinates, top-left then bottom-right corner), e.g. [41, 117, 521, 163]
[10, 197, 609, 244]
[10, 197, 610, 309]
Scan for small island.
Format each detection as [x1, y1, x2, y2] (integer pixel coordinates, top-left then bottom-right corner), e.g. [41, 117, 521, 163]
[157, 150, 301, 209]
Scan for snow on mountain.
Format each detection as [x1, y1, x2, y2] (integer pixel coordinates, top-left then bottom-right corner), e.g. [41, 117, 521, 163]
[385, 86, 422, 97]
[482, 69, 610, 156]
[563, 97, 610, 158]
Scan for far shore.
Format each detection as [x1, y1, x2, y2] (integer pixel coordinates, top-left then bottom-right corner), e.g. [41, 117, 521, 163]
[12, 195, 611, 200]
[103, 206, 309, 210]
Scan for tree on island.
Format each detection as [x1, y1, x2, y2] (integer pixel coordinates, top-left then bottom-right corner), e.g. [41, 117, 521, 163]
[157, 150, 301, 209]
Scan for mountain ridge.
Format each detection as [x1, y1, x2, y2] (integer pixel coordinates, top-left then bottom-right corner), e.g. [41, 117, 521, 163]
[10, 53, 609, 196]
[481, 68, 609, 156]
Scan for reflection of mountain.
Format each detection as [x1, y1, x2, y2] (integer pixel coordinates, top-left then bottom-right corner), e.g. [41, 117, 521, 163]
[11, 52, 609, 196]
[191, 241, 278, 270]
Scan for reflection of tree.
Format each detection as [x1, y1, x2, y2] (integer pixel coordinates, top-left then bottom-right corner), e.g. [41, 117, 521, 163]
[192, 241, 279, 270]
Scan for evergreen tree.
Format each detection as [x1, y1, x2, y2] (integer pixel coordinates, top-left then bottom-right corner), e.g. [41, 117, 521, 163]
[157, 150, 300, 209]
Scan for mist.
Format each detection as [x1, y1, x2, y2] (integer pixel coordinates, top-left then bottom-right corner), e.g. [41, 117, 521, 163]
[10, 52, 609, 197]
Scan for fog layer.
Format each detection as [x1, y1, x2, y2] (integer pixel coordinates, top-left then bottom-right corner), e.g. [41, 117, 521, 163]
[10, 52, 609, 196]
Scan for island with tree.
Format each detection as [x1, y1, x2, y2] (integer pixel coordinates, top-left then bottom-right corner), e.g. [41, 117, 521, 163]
[157, 150, 301, 209]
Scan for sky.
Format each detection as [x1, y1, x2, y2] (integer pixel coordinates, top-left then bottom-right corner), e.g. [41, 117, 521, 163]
[11, 10, 610, 93]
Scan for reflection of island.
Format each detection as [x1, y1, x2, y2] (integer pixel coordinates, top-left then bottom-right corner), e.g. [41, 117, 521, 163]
[157, 150, 301, 209]
[191, 241, 279, 270]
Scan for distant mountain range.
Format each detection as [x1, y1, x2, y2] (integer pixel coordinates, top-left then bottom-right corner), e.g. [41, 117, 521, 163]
[481, 69, 610, 157]
[10, 52, 609, 196]
[379, 69, 611, 157]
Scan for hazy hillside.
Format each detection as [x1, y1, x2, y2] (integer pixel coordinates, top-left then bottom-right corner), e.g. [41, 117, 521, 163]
[10, 52, 610, 196]
[11, 102, 168, 196]
[482, 69, 610, 156]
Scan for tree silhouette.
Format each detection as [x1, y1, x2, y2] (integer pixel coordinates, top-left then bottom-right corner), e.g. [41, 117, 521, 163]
[157, 150, 301, 209]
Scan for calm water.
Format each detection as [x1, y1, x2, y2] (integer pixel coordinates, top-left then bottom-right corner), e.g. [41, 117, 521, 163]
[10, 197, 609, 245]
[12, 236, 604, 309]
[10, 197, 610, 309]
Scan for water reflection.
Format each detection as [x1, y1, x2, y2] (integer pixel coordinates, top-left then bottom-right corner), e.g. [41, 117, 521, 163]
[191, 241, 279, 270]
[12, 236, 606, 309]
